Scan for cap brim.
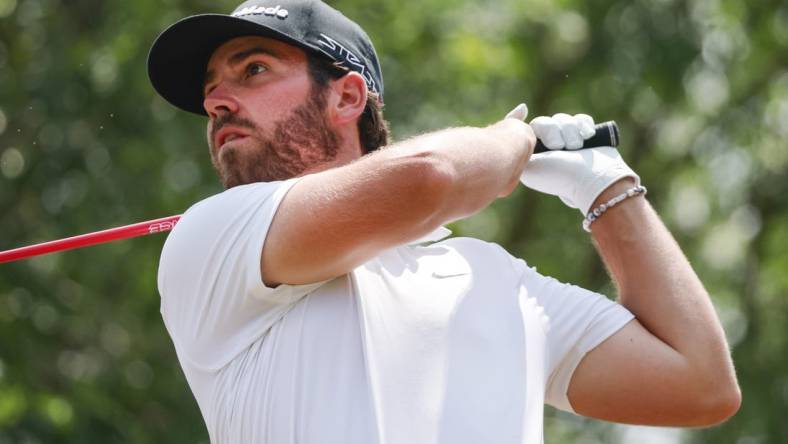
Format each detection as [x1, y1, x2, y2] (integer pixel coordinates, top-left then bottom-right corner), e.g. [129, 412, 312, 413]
[147, 14, 312, 116]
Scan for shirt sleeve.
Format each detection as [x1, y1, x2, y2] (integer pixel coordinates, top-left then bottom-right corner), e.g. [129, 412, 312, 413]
[157, 178, 327, 371]
[507, 255, 634, 413]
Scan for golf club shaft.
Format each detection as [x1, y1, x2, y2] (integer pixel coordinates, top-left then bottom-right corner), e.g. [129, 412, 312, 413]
[0, 215, 181, 264]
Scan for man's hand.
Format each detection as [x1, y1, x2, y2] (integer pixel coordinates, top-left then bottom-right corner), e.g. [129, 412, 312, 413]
[496, 103, 536, 197]
[519, 114, 639, 215]
[505, 103, 529, 121]
[530, 113, 596, 150]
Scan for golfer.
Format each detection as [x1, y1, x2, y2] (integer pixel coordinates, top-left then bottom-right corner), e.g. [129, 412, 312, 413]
[149, 1, 740, 442]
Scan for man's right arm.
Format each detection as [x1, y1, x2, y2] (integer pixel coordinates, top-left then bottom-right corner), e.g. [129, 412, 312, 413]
[262, 118, 535, 286]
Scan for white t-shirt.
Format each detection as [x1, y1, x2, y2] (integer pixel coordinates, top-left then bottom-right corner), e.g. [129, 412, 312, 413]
[158, 178, 634, 444]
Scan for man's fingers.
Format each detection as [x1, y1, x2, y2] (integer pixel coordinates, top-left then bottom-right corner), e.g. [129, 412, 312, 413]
[506, 103, 529, 121]
[554, 113, 583, 150]
[530, 112, 597, 150]
[530, 116, 565, 150]
[574, 113, 595, 139]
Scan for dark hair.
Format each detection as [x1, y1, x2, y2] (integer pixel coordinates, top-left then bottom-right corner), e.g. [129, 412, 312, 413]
[307, 55, 390, 154]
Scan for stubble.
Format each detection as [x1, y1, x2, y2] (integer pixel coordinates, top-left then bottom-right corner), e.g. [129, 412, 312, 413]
[209, 87, 340, 188]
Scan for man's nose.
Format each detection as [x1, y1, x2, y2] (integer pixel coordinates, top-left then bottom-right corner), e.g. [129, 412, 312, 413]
[204, 83, 240, 118]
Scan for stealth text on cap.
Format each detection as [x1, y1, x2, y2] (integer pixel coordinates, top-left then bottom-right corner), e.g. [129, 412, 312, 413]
[318, 33, 379, 95]
[232, 5, 289, 19]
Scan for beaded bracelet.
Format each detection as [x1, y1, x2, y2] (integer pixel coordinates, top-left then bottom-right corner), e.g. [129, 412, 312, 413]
[582, 185, 647, 232]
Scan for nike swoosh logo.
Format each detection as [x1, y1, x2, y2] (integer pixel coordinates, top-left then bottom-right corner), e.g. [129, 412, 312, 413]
[432, 272, 469, 279]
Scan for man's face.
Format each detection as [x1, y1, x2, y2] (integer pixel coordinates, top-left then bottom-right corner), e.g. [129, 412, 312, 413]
[203, 36, 340, 188]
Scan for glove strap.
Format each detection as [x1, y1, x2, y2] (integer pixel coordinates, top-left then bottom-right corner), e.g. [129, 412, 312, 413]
[583, 185, 647, 232]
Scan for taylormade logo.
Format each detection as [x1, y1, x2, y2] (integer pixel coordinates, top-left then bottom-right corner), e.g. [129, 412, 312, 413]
[232, 5, 289, 19]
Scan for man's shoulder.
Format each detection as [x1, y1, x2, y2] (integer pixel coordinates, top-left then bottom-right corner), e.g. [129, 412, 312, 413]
[159, 179, 297, 263]
[185, 180, 290, 216]
[171, 179, 297, 235]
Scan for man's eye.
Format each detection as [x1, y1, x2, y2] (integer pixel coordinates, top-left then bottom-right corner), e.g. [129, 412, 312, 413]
[246, 63, 267, 77]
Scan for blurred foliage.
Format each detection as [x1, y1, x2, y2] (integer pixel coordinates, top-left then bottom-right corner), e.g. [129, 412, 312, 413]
[0, 0, 786, 442]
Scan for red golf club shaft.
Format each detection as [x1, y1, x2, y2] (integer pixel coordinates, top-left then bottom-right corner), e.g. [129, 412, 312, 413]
[0, 215, 181, 264]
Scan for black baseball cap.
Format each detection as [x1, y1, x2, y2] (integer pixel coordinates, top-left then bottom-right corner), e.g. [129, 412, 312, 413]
[148, 0, 383, 116]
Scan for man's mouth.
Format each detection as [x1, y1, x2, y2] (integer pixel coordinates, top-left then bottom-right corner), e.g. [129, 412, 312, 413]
[215, 127, 251, 150]
[222, 134, 248, 146]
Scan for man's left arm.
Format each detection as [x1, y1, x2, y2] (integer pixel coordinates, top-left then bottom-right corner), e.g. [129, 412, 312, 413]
[519, 113, 740, 426]
[567, 178, 741, 426]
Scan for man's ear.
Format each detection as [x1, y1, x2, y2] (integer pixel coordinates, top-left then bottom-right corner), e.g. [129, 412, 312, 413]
[328, 72, 367, 125]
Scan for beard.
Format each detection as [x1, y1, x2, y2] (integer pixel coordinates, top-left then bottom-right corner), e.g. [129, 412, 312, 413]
[208, 87, 341, 189]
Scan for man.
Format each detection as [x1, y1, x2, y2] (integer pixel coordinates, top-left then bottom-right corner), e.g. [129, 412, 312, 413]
[149, 1, 740, 442]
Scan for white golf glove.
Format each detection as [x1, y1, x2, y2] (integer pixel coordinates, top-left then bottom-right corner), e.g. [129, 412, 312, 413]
[519, 113, 640, 215]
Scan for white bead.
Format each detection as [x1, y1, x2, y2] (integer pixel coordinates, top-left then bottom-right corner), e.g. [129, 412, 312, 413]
[582, 185, 648, 233]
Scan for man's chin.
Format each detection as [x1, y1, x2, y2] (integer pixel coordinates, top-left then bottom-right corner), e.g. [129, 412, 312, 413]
[215, 162, 278, 188]
[217, 137, 253, 155]
[212, 150, 247, 189]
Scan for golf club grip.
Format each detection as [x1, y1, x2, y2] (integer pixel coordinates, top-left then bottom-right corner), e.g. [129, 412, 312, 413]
[533, 120, 619, 153]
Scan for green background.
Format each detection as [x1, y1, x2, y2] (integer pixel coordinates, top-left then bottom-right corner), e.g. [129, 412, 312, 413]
[1, 0, 786, 442]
